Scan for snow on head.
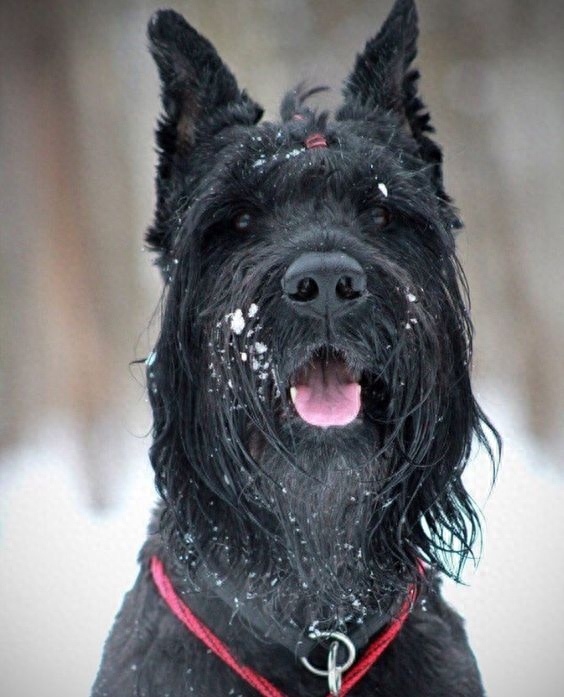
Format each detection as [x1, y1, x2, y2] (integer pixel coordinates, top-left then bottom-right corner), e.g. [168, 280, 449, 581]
[285, 148, 304, 159]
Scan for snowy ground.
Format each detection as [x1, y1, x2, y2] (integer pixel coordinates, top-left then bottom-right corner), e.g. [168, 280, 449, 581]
[1, 391, 563, 697]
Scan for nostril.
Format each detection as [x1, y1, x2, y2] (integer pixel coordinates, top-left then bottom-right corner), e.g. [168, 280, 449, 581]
[336, 275, 363, 300]
[282, 252, 367, 317]
[290, 277, 319, 302]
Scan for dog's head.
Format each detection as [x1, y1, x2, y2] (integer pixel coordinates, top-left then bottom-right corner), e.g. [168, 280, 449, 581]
[145, 0, 498, 625]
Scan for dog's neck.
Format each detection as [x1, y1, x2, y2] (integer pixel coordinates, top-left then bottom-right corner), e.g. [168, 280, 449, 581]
[152, 431, 418, 653]
[153, 475, 411, 657]
[187, 545, 401, 656]
[146, 520, 405, 671]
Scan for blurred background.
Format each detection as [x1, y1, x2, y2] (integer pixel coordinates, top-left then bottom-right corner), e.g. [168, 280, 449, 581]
[1, 1, 563, 695]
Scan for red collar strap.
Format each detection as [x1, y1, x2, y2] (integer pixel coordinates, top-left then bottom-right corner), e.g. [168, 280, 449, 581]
[150, 555, 419, 697]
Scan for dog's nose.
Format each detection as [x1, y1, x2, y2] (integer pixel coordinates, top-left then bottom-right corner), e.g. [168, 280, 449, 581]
[282, 252, 367, 318]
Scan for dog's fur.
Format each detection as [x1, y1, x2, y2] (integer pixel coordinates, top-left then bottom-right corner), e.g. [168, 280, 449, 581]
[92, 1, 499, 695]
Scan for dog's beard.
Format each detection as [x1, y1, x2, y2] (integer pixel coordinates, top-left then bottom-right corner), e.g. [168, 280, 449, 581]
[187, 303, 408, 627]
[241, 425, 400, 629]
[151, 252, 495, 632]
[169, 301, 429, 627]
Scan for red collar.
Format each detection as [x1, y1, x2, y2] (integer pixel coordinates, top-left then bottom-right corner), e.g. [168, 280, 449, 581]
[150, 555, 418, 697]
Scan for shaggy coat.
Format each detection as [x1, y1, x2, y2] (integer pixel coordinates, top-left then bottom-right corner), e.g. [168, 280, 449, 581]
[92, 1, 498, 695]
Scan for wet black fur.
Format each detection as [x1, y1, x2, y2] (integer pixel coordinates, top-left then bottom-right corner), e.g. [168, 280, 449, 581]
[92, 1, 499, 695]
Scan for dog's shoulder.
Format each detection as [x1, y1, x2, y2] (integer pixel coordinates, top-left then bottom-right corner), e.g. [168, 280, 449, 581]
[382, 572, 485, 696]
[91, 536, 179, 695]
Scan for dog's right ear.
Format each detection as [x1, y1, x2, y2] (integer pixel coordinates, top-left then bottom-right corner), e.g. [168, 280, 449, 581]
[147, 10, 263, 260]
[148, 10, 263, 152]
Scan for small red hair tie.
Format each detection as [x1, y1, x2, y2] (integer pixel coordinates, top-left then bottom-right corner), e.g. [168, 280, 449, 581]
[304, 133, 327, 149]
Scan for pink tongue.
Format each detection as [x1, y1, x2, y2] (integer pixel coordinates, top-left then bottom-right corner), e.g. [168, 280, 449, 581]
[291, 361, 361, 428]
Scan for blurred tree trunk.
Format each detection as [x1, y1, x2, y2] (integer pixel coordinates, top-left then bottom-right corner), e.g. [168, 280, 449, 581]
[0, 0, 158, 506]
[417, 0, 564, 459]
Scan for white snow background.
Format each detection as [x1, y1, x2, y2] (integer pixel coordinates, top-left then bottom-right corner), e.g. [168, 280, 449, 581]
[1, 388, 563, 697]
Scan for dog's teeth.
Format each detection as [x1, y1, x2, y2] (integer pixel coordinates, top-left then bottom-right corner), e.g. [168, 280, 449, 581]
[290, 386, 297, 403]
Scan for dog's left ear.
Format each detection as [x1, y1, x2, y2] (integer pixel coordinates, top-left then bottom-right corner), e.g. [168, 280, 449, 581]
[147, 11, 263, 261]
[337, 0, 419, 123]
[337, 0, 459, 227]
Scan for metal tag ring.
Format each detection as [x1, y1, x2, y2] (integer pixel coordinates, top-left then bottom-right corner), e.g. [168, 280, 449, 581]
[300, 631, 356, 677]
[327, 641, 342, 696]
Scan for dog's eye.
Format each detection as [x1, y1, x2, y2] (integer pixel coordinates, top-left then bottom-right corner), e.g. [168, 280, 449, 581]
[233, 212, 252, 232]
[373, 207, 390, 229]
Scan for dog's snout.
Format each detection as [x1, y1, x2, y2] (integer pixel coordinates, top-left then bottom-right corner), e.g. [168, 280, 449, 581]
[282, 252, 367, 318]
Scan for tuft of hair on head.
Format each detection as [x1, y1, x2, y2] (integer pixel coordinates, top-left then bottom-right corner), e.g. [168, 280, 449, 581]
[279, 83, 330, 123]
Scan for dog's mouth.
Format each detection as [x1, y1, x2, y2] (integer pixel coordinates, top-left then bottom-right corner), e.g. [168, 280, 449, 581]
[287, 347, 363, 428]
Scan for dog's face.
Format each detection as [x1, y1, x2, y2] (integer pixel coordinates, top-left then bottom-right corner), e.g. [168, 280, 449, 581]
[145, 0, 497, 626]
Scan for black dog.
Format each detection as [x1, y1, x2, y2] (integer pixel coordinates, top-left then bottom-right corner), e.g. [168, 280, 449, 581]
[92, 1, 498, 695]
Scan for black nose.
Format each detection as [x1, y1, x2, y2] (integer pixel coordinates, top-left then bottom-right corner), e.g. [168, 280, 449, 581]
[282, 252, 367, 318]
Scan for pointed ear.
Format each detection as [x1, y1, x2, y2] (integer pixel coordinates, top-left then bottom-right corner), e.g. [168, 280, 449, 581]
[146, 11, 263, 262]
[148, 10, 263, 152]
[337, 0, 461, 230]
[336, 0, 419, 120]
